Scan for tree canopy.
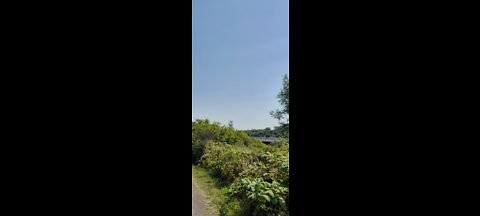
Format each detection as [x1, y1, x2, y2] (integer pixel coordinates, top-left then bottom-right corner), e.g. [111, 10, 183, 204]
[270, 74, 289, 137]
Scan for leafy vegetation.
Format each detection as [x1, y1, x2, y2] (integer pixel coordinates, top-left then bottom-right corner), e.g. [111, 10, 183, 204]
[192, 73, 289, 215]
[200, 142, 261, 183]
[270, 74, 289, 137]
[192, 120, 289, 215]
[243, 126, 286, 138]
[192, 119, 260, 164]
[228, 151, 289, 216]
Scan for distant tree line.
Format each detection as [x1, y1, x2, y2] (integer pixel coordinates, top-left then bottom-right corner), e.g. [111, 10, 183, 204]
[243, 126, 286, 138]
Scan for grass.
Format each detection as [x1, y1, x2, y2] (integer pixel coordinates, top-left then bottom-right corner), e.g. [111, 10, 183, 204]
[192, 165, 242, 216]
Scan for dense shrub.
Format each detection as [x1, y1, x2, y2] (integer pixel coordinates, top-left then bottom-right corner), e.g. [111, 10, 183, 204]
[270, 138, 289, 147]
[192, 120, 223, 141]
[192, 119, 264, 164]
[192, 139, 208, 163]
[228, 151, 289, 216]
[200, 142, 260, 183]
[192, 119, 289, 215]
[192, 120, 221, 163]
[229, 178, 288, 216]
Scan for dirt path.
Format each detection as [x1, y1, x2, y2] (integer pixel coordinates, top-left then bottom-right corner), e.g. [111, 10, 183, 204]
[192, 178, 211, 216]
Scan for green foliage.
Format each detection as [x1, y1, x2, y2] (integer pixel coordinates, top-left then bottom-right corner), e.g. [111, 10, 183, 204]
[271, 138, 289, 147]
[192, 119, 262, 164]
[242, 151, 289, 185]
[270, 74, 289, 137]
[193, 119, 289, 215]
[228, 177, 288, 216]
[192, 119, 221, 163]
[228, 151, 289, 215]
[243, 126, 286, 138]
[200, 142, 267, 183]
[192, 119, 261, 145]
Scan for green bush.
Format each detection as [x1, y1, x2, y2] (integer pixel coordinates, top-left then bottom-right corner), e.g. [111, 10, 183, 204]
[200, 142, 260, 183]
[228, 177, 288, 216]
[271, 138, 289, 147]
[192, 119, 264, 164]
[239, 151, 289, 185]
[193, 119, 289, 215]
[228, 151, 289, 215]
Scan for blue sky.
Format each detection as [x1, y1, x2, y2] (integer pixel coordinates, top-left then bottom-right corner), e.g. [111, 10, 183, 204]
[192, 0, 288, 130]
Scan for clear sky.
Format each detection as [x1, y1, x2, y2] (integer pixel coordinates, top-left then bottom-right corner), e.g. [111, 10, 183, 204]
[192, 0, 289, 130]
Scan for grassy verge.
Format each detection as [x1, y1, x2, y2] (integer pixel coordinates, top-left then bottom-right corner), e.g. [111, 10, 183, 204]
[192, 165, 241, 216]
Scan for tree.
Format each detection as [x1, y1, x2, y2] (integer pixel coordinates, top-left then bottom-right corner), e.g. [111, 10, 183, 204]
[270, 74, 289, 137]
[228, 120, 234, 129]
[264, 127, 271, 137]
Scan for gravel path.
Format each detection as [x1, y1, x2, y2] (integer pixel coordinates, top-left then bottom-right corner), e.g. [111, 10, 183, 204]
[192, 179, 211, 216]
